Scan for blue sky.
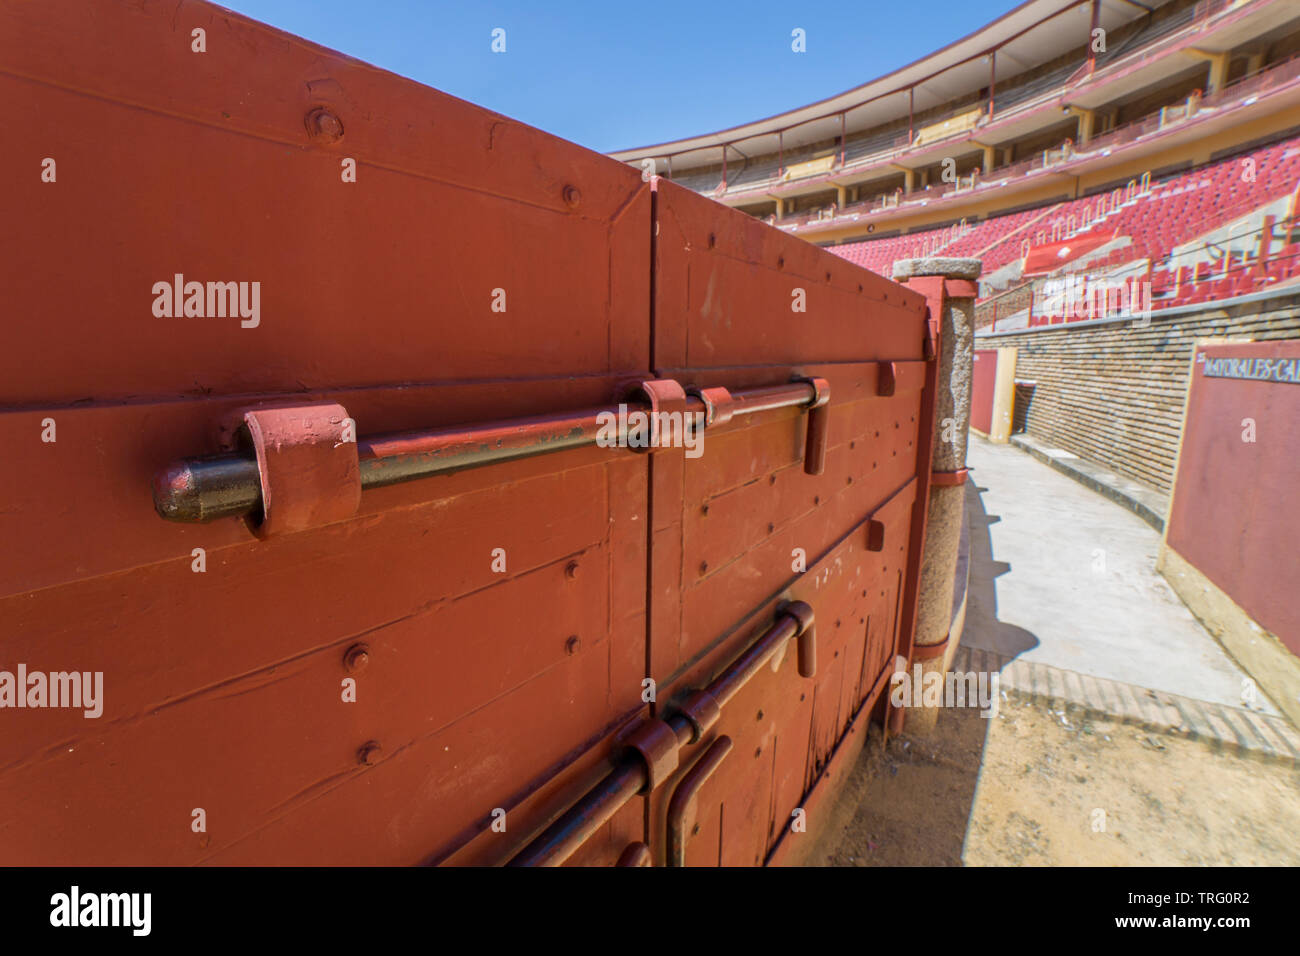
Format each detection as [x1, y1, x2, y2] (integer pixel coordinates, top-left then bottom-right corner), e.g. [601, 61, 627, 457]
[221, 0, 1001, 152]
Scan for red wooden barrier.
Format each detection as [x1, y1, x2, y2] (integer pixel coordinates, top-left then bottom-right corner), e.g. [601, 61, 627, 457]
[0, 0, 936, 866]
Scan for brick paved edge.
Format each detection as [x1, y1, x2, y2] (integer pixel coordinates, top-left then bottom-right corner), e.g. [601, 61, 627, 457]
[953, 645, 1300, 769]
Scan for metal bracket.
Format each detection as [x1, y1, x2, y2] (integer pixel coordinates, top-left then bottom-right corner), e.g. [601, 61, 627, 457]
[685, 385, 736, 427]
[620, 718, 681, 793]
[924, 313, 940, 361]
[223, 403, 360, 537]
[778, 599, 818, 678]
[911, 633, 950, 662]
[865, 518, 887, 552]
[676, 689, 722, 745]
[632, 378, 689, 451]
[793, 377, 831, 476]
[930, 467, 969, 487]
[876, 361, 897, 397]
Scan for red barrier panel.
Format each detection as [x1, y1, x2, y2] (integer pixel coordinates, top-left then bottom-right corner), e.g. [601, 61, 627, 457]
[971, 349, 999, 435]
[1166, 341, 1300, 650]
[0, 0, 937, 866]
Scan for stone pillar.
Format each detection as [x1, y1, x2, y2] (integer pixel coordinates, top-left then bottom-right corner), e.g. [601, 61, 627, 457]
[890, 256, 982, 735]
[835, 184, 847, 207]
[773, 196, 785, 220]
[903, 168, 916, 195]
[981, 144, 995, 175]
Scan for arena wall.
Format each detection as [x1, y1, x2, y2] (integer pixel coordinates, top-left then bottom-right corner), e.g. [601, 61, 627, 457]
[975, 290, 1300, 494]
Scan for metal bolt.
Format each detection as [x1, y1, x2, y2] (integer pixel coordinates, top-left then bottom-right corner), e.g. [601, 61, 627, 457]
[565, 560, 580, 580]
[563, 184, 581, 208]
[699, 561, 708, 574]
[344, 643, 370, 672]
[357, 741, 382, 766]
[692, 823, 701, 836]
[756, 709, 764, 721]
[305, 107, 343, 142]
[565, 635, 581, 656]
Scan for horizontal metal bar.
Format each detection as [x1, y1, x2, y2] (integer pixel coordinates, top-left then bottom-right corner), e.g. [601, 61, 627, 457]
[506, 712, 694, 867]
[505, 759, 648, 868]
[153, 381, 818, 524]
[505, 603, 814, 867]
[706, 601, 815, 707]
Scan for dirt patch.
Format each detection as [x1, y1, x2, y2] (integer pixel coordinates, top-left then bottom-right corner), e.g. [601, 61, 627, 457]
[807, 696, 1300, 866]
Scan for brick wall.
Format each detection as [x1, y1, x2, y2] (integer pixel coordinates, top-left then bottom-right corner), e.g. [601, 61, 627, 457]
[975, 292, 1300, 493]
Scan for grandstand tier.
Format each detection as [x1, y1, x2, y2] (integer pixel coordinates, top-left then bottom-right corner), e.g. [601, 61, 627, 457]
[611, 0, 1300, 328]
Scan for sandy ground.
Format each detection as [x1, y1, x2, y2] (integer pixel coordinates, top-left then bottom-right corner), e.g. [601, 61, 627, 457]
[807, 697, 1300, 866]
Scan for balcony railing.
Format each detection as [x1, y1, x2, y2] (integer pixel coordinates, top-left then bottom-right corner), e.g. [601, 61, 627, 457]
[776, 51, 1300, 234]
[672, 0, 1274, 204]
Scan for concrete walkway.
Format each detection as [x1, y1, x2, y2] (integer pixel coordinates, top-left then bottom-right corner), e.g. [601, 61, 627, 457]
[963, 437, 1280, 717]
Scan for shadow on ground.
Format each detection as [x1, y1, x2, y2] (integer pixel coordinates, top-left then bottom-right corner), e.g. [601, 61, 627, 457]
[803, 474, 1041, 865]
[962, 471, 1040, 661]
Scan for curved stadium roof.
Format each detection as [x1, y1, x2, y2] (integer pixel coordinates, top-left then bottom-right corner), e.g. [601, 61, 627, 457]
[608, 0, 1171, 164]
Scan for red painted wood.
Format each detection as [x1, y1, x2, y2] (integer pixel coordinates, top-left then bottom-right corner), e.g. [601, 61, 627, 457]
[1166, 342, 1300, 651]
[972, 348, 999, 435]
[1, 0, 939, 866]
[644, 183, 932, 866]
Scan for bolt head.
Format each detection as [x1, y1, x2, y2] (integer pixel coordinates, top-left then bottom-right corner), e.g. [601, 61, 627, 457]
[565, 560, 580, 580]
[357, 741, 382, 766]
[306, 107, 344, 142]
[565, 635, 581, 656]
[344, 643, 370, 672]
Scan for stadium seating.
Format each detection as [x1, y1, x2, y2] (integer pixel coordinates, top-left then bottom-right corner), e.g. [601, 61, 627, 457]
[830, 134, 1300, 316]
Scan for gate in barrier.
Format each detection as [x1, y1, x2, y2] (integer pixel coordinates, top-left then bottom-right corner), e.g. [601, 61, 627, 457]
[0, 0, 941, 865]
